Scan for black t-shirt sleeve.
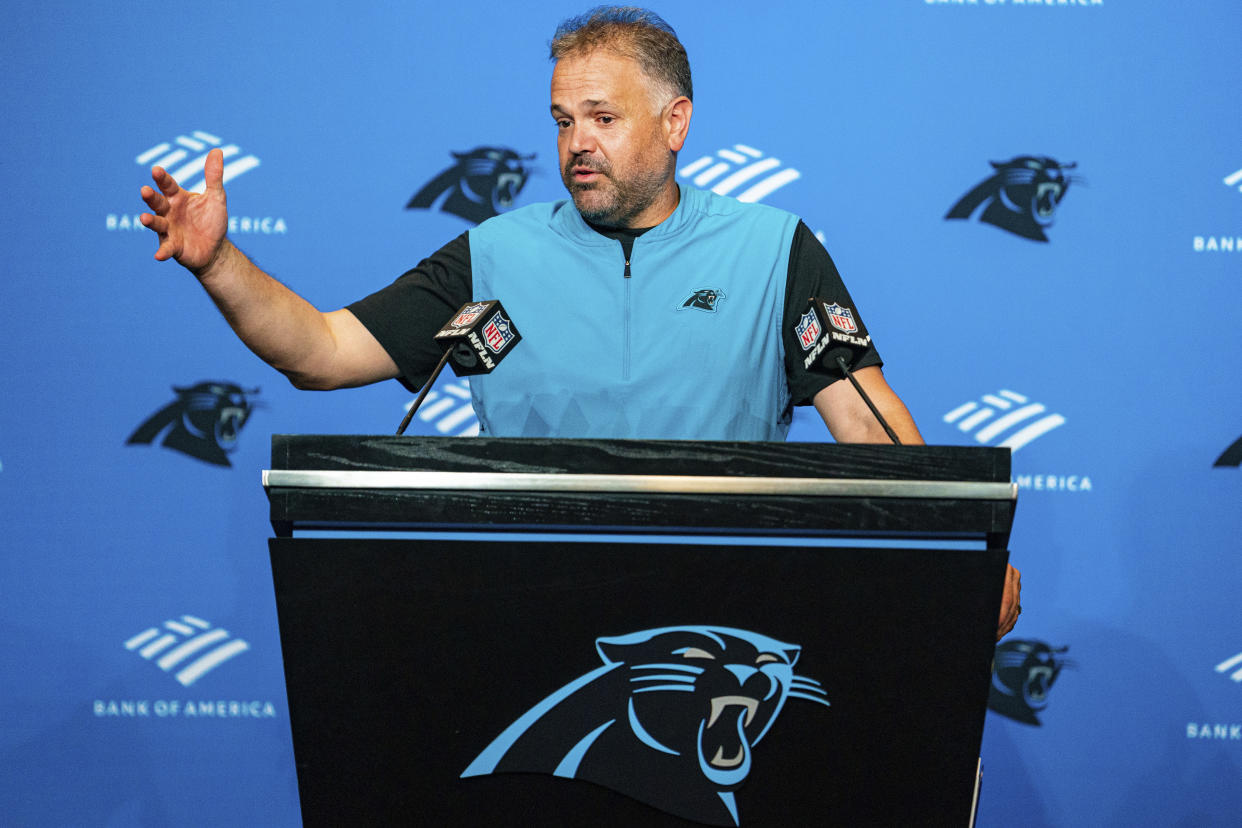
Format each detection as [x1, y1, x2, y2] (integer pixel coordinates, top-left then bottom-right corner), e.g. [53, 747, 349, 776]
[346, 231, 473, 393]
[783, 221, 883, 406]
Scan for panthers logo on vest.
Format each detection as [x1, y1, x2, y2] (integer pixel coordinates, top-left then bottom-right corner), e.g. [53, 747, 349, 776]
[679, 288, 726, 313]
[462, 625, 830, 827]
[946, 156, 1081, 242]
[988, 639, 1074, 726]
[127, 381, 258, 467]
[406, 146, 535, 225]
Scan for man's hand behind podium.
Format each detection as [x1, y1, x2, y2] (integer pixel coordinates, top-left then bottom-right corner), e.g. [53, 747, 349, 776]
[139, 147, 229, 274]
[997, 564, 1021, 641]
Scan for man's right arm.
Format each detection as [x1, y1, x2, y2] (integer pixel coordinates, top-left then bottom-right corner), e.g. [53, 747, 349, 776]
[139, 148, 398, 390]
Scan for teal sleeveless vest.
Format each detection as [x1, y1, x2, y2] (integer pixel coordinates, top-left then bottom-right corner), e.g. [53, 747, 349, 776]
[467, 185, 797, 439]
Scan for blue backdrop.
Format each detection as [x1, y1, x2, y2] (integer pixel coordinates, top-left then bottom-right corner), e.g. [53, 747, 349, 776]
[1, 1, 1239, 824]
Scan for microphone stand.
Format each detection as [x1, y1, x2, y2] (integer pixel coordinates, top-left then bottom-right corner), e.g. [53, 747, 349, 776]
[395, 347, 454, 436]
[835, 355, 902, 445]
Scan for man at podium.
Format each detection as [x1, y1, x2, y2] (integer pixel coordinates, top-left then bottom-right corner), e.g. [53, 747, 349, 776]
[137, 6, 1019, 638]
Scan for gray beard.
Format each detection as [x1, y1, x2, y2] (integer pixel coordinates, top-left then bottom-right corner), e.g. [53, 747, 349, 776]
[562, 162, 670, 228]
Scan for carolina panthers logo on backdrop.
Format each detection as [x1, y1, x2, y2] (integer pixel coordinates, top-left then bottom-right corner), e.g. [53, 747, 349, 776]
[406, 147, 535, 224]
[946, 156, 1082, 242]
[1214, 435, 1242, 467]
[127, 381, 258, 467]
[679, 288, 726, 313]
[988, 639, 1074, 726]
[462, 626, 830, 827]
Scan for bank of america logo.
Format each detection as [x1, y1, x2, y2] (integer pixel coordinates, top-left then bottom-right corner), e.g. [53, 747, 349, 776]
[124, 615, 250, 686]
[135, 131, 261, 193]
[943, 389, 1066, 452]
[1216, 652, 1242, 683]
[1225, 167, 1242, 194]
[678, 144, 801, 203]
[403, 377, 479, 437]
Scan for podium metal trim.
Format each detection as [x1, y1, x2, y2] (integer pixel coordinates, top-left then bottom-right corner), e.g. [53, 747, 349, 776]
[263, 469, 1017, 500]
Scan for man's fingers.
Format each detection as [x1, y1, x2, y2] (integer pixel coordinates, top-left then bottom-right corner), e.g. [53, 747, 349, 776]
[202, 148, 224, 193]
[140, 212, 168, 235]
[997, 605, 1018, 640]
[152, 165, 182, 197]
[140, 185, 169, 214]
[996, 564, 1022, 640]
[153, 240, 178, 262]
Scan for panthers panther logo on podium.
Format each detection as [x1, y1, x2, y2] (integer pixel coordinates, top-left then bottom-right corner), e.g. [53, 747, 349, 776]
[127, 381, 258, 467]
[407, 146, 535, 224]
[946, 156, 1081, 242]
[462, 625, 830, 827]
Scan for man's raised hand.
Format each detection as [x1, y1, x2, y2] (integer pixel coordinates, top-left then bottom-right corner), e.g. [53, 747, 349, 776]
[139, 147, 229, 274]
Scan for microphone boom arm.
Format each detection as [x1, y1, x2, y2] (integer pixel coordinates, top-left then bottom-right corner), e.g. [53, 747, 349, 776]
[835, 355, 901, 445]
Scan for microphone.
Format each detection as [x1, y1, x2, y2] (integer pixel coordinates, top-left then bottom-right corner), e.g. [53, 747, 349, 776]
[396, 300, 522, 435]
[793, 296, 901, 444]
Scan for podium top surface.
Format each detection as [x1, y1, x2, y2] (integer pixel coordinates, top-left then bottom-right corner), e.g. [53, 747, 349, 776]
[268, 435, 1010, 480]
[264, 436, 1016, 543]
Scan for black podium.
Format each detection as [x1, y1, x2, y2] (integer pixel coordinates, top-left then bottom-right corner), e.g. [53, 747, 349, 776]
[265, 436, 1015, 827]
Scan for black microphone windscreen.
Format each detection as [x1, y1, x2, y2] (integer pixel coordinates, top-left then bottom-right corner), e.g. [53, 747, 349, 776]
[794, 297, 871, 378]
[433, 300, 523, 376]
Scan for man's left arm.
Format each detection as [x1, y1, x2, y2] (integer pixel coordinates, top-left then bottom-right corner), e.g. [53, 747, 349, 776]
[814, 371, 1021, 640]
[799, 227, 1023, 640]
[811, 365, 922, 445]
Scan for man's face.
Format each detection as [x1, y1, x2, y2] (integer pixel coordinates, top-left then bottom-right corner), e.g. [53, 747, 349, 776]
[550, 49, 677, 228]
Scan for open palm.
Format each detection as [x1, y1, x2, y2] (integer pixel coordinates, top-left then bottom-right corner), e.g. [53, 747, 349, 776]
[140, 147, 229, 273]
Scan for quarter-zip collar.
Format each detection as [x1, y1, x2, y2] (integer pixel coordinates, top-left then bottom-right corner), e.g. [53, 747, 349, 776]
[553, 183, 702, 247]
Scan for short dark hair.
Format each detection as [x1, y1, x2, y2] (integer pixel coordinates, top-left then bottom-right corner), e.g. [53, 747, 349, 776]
[549, 6, 693, 104]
